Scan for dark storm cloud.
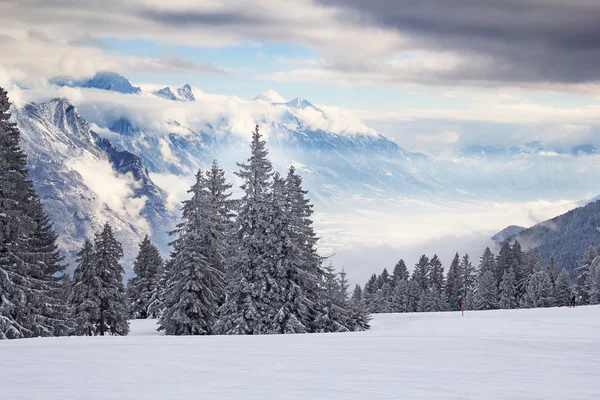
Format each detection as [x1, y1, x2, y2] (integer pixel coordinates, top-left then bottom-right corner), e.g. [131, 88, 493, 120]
[317, 0, 600, 84]
[139, 8, 265, 28]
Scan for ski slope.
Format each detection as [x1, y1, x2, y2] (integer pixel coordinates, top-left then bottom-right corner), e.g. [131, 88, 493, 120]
[2, 306, 599, 400]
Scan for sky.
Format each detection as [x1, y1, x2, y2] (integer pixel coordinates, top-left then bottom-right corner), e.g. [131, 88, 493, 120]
[2, 0, 600, 282]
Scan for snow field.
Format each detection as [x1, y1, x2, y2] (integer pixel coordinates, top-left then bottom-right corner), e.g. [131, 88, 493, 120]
[2, 306, 599, 400]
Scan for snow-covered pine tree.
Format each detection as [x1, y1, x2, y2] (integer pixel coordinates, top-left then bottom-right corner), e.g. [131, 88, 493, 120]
[263, 173, 308, 334]
[375, 280, 394, 313]
[494, 241, 512, 287]
[445, 253, 462, 310]
[429, 254, 445, 292]
[478, 247, 496, 277]
[284, 165, 324, 332]
[521, 271, 554, 309]
[376, 268, 391, 290]
[553, 268, 572, 307]
[499, 268, 518, 309]
[392, 259, 409, 284]
[587, 258, 600, 305]
[350, 284, 370, 331]
[127, 236, 164, 319]
[363, 273, 378, 313]
[313, 262, 351, 332]
[418, 287, 447, 312]
[159, 170, 226, 335]
[548, 256, 560, 286]
[216, 125, 279, 335]
[475, 270, 498, 310]
[147, 258, 172, 318]
[22, 196, 71, 337]
[0, 87, 68, 339]
[577, 245, 597, 305]
[459, 254, 477, 304]
[93, 223, 129, 336]
[412, 255, 430, 292]
[69, 240, 101, 336]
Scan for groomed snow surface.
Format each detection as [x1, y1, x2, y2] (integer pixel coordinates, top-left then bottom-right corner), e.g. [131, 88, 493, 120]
[2, 306, 599, 400]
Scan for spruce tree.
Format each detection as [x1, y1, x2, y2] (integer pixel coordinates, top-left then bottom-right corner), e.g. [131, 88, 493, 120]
[412, 255, 430, 292]
[459, 254, 476, 303]
[521, 271, 554, 309]
[499, 268, 518, 309]
[264, 173, 308, 333]
[445, 253, 462, 310]
[350, 285, 370, 331]
[127, 236, 164, 319]
[392, 259, 409, 283]
[69, 240, 101, 336]
[94, 223, 129, 336]
[478, 247, 496, 277]
[475, 270, 498, 310]
[216, 126, 279, 335]
[588, 259, 600, 305]
[313, 263, 351, 332]
[363, 273, 378, 313]
[553, 268, 572, 307]
[1, 87, 68, 339]
[284, 165, 324, 331]
[577, 245, 597, 305]
[159, 170, 225, 335]
[429, 254, 445, 292]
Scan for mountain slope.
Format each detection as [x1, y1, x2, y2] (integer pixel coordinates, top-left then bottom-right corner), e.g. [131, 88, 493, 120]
[508, 200, 600, 272]
[15, 98, 171, 270]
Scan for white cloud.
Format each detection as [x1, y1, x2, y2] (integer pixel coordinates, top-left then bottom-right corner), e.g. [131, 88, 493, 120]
[66, 156, 150, 230]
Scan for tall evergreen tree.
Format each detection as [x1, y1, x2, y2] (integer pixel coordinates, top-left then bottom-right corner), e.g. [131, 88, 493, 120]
[553, 268, 572, 307]
[93, 223, 129, 336]
[429, 254, 445, 292]
[1, 87, 68, 339]
[412, 255, 430, 292]
[475, 270, 498, 310]
[313, 263, 352, 332]
[478, 247, 496, 277]
[363, 273, 378, 313]
[445, 253, 462, 311]
[521, 271, 554, 309]
[127, 236, 164, 319]
[577, 245, 597, 305]
[350, 284, 370, 331]
[499, 268, 518, 309]
[495, 241, 513, 287]
[69, 240, 101, 336]
[160, 170, 226, 335]
[392, 259, 409, 283]
[206, 160, 236, 277]
[459, 254, 476, 303]
[588, 259, 600, 305]
[216, 126, 279, 335]
[263, 173, 309, 333]
[285, 165, 325, 331]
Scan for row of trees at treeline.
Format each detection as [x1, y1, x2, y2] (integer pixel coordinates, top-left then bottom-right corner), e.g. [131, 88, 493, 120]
[1, 83, 368, 339]
[360, 241, 600, 314]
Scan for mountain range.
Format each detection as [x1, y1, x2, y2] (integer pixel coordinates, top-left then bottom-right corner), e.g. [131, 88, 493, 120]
[12, 71, 600, 275]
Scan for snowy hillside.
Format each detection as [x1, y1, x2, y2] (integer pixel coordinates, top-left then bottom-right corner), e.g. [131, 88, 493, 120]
[2, 306, 599, 400]
[15, 98, 173, 268]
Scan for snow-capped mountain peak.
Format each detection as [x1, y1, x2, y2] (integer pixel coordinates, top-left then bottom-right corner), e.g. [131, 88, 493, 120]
[51, 71, 142, 94]
[152, 84, 195, 102]
[177, 84, 195, 101]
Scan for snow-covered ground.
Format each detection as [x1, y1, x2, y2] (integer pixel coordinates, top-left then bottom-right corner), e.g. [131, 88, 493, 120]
[2, 306, 599, 400]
